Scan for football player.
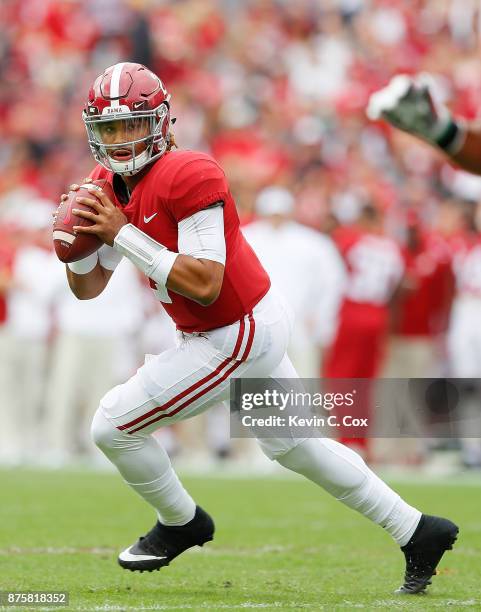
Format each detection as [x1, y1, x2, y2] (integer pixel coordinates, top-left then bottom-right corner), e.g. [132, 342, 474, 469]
[368, 77, 481, 467]
[324, 203, 404, 454]
[59, 63, 458, 594]
[367, 73, 480, 174]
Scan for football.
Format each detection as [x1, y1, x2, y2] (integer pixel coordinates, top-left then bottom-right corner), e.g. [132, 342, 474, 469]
[53, 179, 114, 263]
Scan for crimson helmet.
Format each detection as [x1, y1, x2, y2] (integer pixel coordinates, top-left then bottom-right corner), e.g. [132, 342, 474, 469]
[82, 62, 171, 175]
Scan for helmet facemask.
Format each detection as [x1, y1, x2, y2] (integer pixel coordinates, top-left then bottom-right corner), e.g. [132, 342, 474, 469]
[82, 103, 170, 176]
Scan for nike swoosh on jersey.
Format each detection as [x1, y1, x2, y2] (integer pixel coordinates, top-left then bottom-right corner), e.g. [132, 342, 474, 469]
[144, 213, 158, 223]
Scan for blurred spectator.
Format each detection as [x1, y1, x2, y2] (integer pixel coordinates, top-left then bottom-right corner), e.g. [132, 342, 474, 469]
[447, 201, 481, 468]
[325, 203, 405, 379]
[386, 202, 458, 378]
[374, 204, 457, 466]
[243, 185, 346, 376]
[1, 200, 59, 464]
[41, 259, 145, 465]
[324, 202, 404, 455]
[0, 231, 15, 463]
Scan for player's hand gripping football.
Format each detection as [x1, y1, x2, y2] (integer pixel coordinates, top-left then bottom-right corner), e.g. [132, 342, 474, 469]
[367, 73, 454, 146]
[54, 177, 94, 225]
[69, 180, 128, 247]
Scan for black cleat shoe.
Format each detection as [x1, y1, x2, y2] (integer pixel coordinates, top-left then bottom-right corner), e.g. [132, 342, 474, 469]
[118, 505, 215, 572]
[395, 514, 459, 594]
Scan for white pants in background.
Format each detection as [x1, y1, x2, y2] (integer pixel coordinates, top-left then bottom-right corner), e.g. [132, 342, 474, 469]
[448, 295, 481, 378]
[448, 295, 481, 465]
[372, 335, 437, 465]
[0, 332, 48, 462]
[43, 333, 123, 460]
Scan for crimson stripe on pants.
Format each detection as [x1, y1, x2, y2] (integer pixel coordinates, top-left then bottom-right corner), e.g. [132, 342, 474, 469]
[127, 313, 256, 434]
[118, 314, 248, 432]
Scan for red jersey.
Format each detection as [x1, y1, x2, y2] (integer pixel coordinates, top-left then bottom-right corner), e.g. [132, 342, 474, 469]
[90, 150, 270, 332]
[333, 225, 404, 321]
[396, 231, 454, 337]
[325, 226, 404, 379]
[0, 240, 14, 325]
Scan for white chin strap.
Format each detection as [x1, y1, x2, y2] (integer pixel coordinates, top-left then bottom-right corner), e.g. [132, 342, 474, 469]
[108, 149, 151, 175]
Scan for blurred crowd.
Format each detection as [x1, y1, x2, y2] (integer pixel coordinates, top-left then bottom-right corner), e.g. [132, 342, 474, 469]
[2, 0, 481, 470]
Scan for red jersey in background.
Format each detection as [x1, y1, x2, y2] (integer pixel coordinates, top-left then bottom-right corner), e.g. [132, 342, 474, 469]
[0, 237, 15, 325]
[395, 231, 454, 337]
[325, 226, 404, 378]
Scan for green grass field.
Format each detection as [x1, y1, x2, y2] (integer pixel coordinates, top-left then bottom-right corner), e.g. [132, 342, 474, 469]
[0, 469, 479, 611]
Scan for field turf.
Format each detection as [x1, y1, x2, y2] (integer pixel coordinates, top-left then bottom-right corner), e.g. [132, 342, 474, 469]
[0, 469, 479, 611]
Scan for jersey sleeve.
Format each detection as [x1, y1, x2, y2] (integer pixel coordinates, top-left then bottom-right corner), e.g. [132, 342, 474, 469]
[167, 156, 229, 223]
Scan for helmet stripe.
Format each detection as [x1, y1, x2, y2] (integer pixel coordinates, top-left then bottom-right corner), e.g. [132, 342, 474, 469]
[109, 62, 126, 107]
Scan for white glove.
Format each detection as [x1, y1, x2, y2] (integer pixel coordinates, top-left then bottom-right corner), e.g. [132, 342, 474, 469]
[367, 74, 464, 153]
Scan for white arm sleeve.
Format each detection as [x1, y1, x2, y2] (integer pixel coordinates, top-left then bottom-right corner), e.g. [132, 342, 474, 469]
[98, 243, 123, 271]
[177, 205, 226, 265]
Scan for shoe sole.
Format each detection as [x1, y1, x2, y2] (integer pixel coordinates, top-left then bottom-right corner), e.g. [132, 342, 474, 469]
[395, 525, 459, 595]
[118, 535, 214, 572]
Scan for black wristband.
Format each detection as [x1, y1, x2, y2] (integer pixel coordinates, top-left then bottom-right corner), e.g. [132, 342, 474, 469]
[435, 120, 460, 151]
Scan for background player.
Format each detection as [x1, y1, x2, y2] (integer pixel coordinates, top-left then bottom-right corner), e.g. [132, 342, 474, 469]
[243, 185, 346, 377]
[367, 73, 481, 175]
[58, 62, 458, 595]
[368, 75, 481, 467]
[324, 202, 404, 455]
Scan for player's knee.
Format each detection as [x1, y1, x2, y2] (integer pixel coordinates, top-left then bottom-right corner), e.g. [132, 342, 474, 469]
[91, 408, 118, 452]
[256, 437, 305, 461]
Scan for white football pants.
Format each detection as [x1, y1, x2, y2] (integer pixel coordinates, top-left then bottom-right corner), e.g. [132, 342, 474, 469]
[447, 295, 481, 464]
[92, 289, 421, 545]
